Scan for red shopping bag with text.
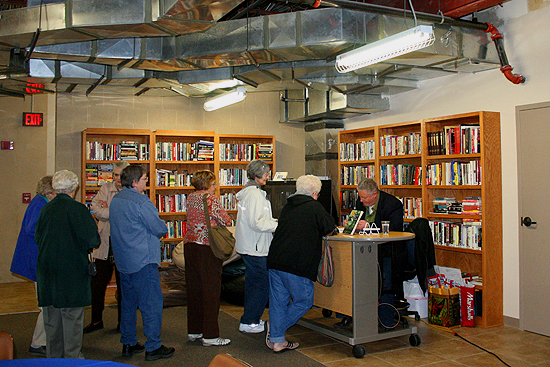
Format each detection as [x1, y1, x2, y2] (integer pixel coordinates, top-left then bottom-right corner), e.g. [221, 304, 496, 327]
[460, 284, 475, 327]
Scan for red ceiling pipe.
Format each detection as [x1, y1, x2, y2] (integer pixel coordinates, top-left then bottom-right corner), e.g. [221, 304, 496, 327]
[484, 23, 525, 84]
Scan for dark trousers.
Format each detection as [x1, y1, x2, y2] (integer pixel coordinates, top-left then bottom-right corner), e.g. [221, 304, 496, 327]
[184, 242, 223, 339]
[90, 258, 121, 325]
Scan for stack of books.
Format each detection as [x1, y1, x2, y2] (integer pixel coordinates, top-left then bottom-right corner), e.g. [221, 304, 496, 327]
[256, 143, 274, 161]
[85, 164, 99, 186]
[97, 164, 113, 185]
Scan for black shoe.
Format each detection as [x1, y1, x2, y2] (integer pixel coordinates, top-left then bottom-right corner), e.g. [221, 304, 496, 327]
[122, 342, 145, 357]
[334, 316, 353, 329]
[145, 345, 175, 361]
[83, 321, 104, 334]
[29, 346, 46, 355]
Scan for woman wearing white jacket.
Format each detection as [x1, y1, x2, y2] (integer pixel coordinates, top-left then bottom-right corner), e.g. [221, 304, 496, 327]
[235, 160, 278, 333]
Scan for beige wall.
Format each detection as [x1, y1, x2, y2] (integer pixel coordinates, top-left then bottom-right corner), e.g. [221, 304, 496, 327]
[344, 1, 550, 320]
[0, 93, 55, 283]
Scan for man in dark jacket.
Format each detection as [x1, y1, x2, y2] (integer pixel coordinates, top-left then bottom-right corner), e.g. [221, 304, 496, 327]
[35, 170, 100, 358]
[266, 175, 336, 353]
[335, 177, 404, 329]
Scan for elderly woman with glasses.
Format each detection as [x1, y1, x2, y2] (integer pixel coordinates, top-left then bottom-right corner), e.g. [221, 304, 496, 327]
[234, 160, 278, 333]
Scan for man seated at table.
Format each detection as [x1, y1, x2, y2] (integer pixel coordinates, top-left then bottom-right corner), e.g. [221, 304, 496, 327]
[335, 178, 404, 329]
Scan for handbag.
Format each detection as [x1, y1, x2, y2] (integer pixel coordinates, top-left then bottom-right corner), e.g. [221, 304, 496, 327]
[202, 194, 235, 261]
[317, 237, 334, 287]
[172, 241, 185, 269]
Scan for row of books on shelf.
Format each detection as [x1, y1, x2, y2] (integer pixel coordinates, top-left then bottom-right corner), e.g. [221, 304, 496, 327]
[155, 141, 214, 161]
[380, 133, 421, 156]
[427, 124, 480, 156]
[86, 141, 149, 161]
[429, 219, 482, 250]
[156, 169, 193, 187]
[165, 220, 187, 239]
[340, 165, 375, 185]
[85, 164, 113, 186]
[340, 140, 375, 161]
[160, 241, 173, 263]
[157, 194, 187, 213]
[379, 164, 422, 186]
[425, 160, 481, 186]
[399, 197, 423, 219]
[219, 168, 248, 186]
[220, 193, 238, 211]
[433, 197, 481, 215]
[219, 143, 273, 161]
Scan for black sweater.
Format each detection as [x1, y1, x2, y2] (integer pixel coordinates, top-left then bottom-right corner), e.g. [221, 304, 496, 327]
[267, 194, 336, 281]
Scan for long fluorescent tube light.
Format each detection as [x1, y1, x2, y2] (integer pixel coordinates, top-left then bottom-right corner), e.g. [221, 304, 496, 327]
[203, 87, 247, 111]
[335, 25, 435, 73]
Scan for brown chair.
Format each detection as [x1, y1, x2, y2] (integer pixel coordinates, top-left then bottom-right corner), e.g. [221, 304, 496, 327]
[207, 353, 251, 367]
[0, 331, 14, 360]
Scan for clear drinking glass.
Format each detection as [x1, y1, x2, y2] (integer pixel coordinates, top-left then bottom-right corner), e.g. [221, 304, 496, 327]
[381, 221, 390, 235]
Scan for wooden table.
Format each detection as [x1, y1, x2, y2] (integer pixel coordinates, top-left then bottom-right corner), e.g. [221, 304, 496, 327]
[297, 231, 419, 358]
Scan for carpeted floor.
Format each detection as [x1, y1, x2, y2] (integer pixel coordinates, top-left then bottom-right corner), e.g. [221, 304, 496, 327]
[0, 306, 325, 367]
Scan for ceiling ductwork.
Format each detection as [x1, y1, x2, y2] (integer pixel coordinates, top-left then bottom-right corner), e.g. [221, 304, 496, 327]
[0, 0, 504, 120]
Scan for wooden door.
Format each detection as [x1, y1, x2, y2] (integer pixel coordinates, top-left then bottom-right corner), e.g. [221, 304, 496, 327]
[517, 102, 550, 336]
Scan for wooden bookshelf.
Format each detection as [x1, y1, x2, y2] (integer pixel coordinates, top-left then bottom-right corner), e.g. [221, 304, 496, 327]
[337, 111, 502, 328]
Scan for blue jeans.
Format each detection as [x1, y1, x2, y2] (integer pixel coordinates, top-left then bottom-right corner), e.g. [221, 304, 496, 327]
[240, 254, 269, 325]
[119, 263, 163, 352]
[268, 269, 314, 344]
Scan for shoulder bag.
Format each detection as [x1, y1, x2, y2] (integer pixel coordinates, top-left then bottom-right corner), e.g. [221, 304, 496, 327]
[172, 240, 185, 269]
[202, 194, 235, 261]
[317, 237, 334, 287]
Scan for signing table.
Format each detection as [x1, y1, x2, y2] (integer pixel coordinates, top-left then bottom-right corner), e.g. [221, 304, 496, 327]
[297, 231, 419, 358]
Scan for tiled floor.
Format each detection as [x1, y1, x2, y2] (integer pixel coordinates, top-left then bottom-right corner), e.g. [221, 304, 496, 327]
[2, 282, 549, 366]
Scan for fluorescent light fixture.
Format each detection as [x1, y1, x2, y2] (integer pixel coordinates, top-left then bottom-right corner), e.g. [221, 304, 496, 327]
[335, 25, 435, 73]
[207, 78, 245, 91]
[203, 87, 247, 112]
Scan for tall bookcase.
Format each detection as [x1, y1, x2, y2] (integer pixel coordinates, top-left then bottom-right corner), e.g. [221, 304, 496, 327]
[81, 128, 275, 257]
[337, 111, 502, 328]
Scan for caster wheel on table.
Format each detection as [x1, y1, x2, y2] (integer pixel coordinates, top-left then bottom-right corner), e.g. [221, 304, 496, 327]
[352, 345, 366, 358]
[322, 308, 333, 318]
[409, 334, 421, 347]
[402, 318, 409, 328]
[415, 314, 421, 321]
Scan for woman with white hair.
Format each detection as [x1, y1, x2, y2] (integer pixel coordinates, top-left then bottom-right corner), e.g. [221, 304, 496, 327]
[35, 170, 100, 358]
[266, 175, 337, 353]
[234, 159, 278, 333]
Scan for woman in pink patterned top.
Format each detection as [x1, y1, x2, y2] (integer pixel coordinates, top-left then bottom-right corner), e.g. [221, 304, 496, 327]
[183, 170, 233, 347]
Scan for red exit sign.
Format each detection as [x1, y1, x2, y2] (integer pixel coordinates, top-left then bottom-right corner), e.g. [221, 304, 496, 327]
[22, 112, 43, 126]
[26, 82, 44, 94]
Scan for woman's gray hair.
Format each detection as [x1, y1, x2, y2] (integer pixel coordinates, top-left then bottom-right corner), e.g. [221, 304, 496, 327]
[246, 159, 270, 180]
[52, 170, 79, 194]
[295, 175, 322, 197]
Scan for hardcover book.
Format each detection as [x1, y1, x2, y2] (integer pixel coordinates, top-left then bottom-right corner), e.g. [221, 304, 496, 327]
[342, 210, 364, 235]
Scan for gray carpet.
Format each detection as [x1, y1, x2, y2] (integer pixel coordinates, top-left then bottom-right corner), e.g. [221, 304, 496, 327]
[0, 306, 326, 367]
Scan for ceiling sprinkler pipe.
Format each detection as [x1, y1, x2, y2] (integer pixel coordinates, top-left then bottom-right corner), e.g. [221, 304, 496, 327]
[484, 23, 525, 84]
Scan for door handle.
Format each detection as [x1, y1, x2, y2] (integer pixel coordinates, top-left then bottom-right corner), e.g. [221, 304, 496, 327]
[521, 217, 537, 227]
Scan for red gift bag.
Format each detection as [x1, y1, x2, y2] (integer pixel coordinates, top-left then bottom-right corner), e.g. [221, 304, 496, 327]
[460, 284, 475, 327]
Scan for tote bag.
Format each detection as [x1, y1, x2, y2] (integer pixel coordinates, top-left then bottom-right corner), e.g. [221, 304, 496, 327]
[317, 237, 334, 287]
[202, 194, 235, 261]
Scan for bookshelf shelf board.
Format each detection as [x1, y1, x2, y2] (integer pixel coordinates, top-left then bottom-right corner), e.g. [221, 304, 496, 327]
[220, 185, 244, 189]
[340, 185, 357, 189]
[427, 185, 481, 190]
[340, 160, 376, 165]
[155, 186, 194, 190]
[427, 153, 481, 160]
[434, 244, 482, 255]
[85, 187, 101, 191]
[159, 212, 187, 216]
[379, 154, 422, 160]
[427, 213, 482, 220]
[379, 185, 423, 189]
[163, 238, 184, 242]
